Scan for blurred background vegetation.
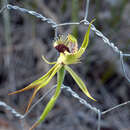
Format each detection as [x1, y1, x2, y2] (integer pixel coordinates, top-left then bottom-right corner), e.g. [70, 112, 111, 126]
[0, 0, 130, 130]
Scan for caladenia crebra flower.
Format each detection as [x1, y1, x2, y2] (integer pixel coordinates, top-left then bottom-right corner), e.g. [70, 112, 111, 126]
[8, 20, 96, 130]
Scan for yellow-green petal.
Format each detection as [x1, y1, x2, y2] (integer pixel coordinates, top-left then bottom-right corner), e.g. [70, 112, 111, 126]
[75, 19, 95, 58]
[65, 65, 96, 101]
[42, 55, 57, 65]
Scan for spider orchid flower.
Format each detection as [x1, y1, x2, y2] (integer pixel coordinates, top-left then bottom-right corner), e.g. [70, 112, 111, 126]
[8, 20, 96, 130]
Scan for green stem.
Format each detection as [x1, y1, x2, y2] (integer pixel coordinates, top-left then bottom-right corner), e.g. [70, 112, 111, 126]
[38, 66, 65, 123]
[72, 0, 79, 37]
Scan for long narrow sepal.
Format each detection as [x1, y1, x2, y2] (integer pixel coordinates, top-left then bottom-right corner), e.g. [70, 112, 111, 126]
[25, 87, 40, 113]
[8, 64, 59, 96]
[65, 65, 96, 101]
[30, 67, 65, 130]
[8, 84, 37, 95]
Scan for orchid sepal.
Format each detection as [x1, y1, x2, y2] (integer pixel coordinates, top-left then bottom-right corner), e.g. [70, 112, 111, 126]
[65, 65, 96, 101]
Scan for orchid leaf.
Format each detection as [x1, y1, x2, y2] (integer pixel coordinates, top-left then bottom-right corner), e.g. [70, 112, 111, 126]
[65, 65, 96, 101]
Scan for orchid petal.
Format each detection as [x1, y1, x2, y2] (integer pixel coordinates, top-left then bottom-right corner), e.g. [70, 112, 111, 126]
[42, 55, 57, 65]
[65, 65, 96, 101]
[75, 19, 95, 58]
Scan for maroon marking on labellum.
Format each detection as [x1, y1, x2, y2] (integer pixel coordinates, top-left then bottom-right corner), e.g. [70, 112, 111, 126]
[55, 44, 70, 53]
